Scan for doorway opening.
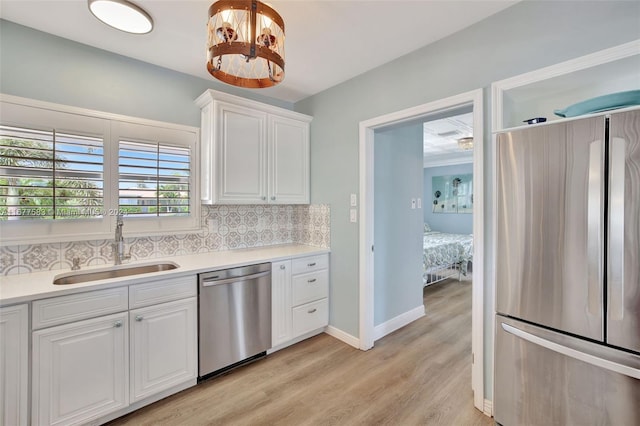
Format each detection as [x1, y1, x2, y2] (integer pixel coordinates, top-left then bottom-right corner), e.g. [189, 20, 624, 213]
[358, 89, 485, 411]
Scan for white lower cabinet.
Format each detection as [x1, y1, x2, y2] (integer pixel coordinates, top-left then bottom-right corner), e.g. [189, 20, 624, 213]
[130, 298, 197, 402]
[32, 312, 129, 426]
[31, 276, 197, 426]
[271, 254, 329, 350]
[292, 299, 329, 336]
[271, 260, 292, 347]
[0, 304, 29, 426]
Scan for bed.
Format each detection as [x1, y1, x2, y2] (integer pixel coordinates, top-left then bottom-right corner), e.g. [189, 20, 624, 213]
[423, 225, 473, 286]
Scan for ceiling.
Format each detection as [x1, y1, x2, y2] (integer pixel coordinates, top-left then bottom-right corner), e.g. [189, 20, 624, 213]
[0, 1, 517, 103]
[423, 112, 474, 167]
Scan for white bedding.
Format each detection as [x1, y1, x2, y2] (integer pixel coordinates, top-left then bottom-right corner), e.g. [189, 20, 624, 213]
[423, 231, 473, 283]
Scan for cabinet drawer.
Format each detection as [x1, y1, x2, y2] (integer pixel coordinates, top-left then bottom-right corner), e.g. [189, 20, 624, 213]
[292, 298, 328, 336]
[291, 254, 328, 275]
[292, 271, 328, 306]
[32, 287, 128, 330]
[129, 275, 197, 309]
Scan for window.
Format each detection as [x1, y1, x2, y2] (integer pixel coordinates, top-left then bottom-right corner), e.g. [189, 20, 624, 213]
[0, 97, 199, 244]
[0, 125, 104, 220]
[118, 140, 191, 217]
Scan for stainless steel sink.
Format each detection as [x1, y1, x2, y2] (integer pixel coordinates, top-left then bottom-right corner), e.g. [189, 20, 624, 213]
[53, 262, 179, 285]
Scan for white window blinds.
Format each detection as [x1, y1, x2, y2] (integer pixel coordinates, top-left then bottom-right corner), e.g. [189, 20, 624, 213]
[118, 140, 191, 216]
[0, 98, 199, 244]
[0, 125, 104, 220]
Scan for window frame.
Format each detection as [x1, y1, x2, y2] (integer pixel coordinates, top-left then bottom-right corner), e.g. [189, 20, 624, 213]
[110, 120, 199, 235]
[0, 95, 200, 246]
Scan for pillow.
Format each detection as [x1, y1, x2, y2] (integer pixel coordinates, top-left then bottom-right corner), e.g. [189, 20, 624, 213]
[423, 223, 431, 233]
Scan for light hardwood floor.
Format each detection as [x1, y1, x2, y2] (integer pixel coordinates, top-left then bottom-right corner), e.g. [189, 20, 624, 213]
[109, 278, 491, 426]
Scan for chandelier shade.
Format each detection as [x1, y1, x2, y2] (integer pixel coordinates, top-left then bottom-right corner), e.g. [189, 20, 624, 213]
[457, 137, 474, 151]
[206, 0, 285, 88]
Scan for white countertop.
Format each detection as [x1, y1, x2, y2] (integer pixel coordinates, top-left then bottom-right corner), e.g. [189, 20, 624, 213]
[0, 244, 330, 306]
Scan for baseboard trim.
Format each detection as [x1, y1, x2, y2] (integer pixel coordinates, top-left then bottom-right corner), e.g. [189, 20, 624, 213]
[483, 399, 493, 417]
[325, 325, 360, 349]
[374, 305, 425, 341]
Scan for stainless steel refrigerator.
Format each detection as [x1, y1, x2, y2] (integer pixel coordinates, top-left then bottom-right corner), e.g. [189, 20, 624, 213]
[494, 109, 640, 425]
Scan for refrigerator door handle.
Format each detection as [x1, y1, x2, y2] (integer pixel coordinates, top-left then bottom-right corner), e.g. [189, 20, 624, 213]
[501, 322, 640, 379]
[587, 139, 604, 315]
[608, 137, 626, 320]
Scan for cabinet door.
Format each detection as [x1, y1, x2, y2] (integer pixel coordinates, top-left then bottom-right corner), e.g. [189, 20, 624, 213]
[216, 102, 268, 203]
[269, 115, 310, 204]
[271, 260, 292, 347]
[0, 304, 28, 426]
[130, 298, 197, 403]
[32, 312, 129, 426]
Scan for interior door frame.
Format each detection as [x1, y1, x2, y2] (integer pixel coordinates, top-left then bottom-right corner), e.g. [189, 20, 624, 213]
[358, 88, 484, 411]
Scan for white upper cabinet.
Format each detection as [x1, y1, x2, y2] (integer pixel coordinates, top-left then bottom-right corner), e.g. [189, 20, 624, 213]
[216, 102, 268, 203]
[269, 115, 310, 204]
[196, 90, 311, 205]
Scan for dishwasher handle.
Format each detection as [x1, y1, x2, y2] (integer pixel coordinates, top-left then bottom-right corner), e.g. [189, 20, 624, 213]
[201, 270, 271, 287]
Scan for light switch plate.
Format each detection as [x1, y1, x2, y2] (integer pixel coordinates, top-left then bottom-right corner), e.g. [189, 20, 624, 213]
[350, 193, 357, 207]
[411, 198, 416, 209]
[350, 208, 357, 222]
[417, 198, 422, 209]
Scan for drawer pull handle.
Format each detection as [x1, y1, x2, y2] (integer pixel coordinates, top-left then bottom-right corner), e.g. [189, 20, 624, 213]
[308, 308, 317, 314]
[135, 315, 144, 322]
[308, 278, 317, 283]
[114, 321, 123, 328]
[307, 262, 316, 267]
[280, 265, 286, 270]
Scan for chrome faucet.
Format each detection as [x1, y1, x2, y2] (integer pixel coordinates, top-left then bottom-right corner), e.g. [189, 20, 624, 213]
[113, 214, 131, 265]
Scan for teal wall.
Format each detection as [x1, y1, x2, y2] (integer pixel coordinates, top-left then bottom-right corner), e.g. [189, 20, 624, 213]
[374, 124, 424, 326]
[424, 163, 474, 235]
[0, 20, 292, 127]
[295, 1, 640, 400]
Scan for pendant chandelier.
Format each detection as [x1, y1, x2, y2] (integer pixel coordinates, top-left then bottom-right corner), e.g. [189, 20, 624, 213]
[206, 0, 285, 88]
[457, 137, 474, 151]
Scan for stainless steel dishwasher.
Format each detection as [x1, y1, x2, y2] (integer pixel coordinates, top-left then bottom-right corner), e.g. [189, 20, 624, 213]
[198, 262, 272, 378]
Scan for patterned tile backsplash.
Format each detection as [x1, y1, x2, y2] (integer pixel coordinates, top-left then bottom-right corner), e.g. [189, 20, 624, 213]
[0, 204, 330, 276]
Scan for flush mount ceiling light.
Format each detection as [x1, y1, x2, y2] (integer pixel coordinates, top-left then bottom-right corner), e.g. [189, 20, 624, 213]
[206, 0, 285, 88]
[88, 0, 153, 34]
[457, 137, 474, 151]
